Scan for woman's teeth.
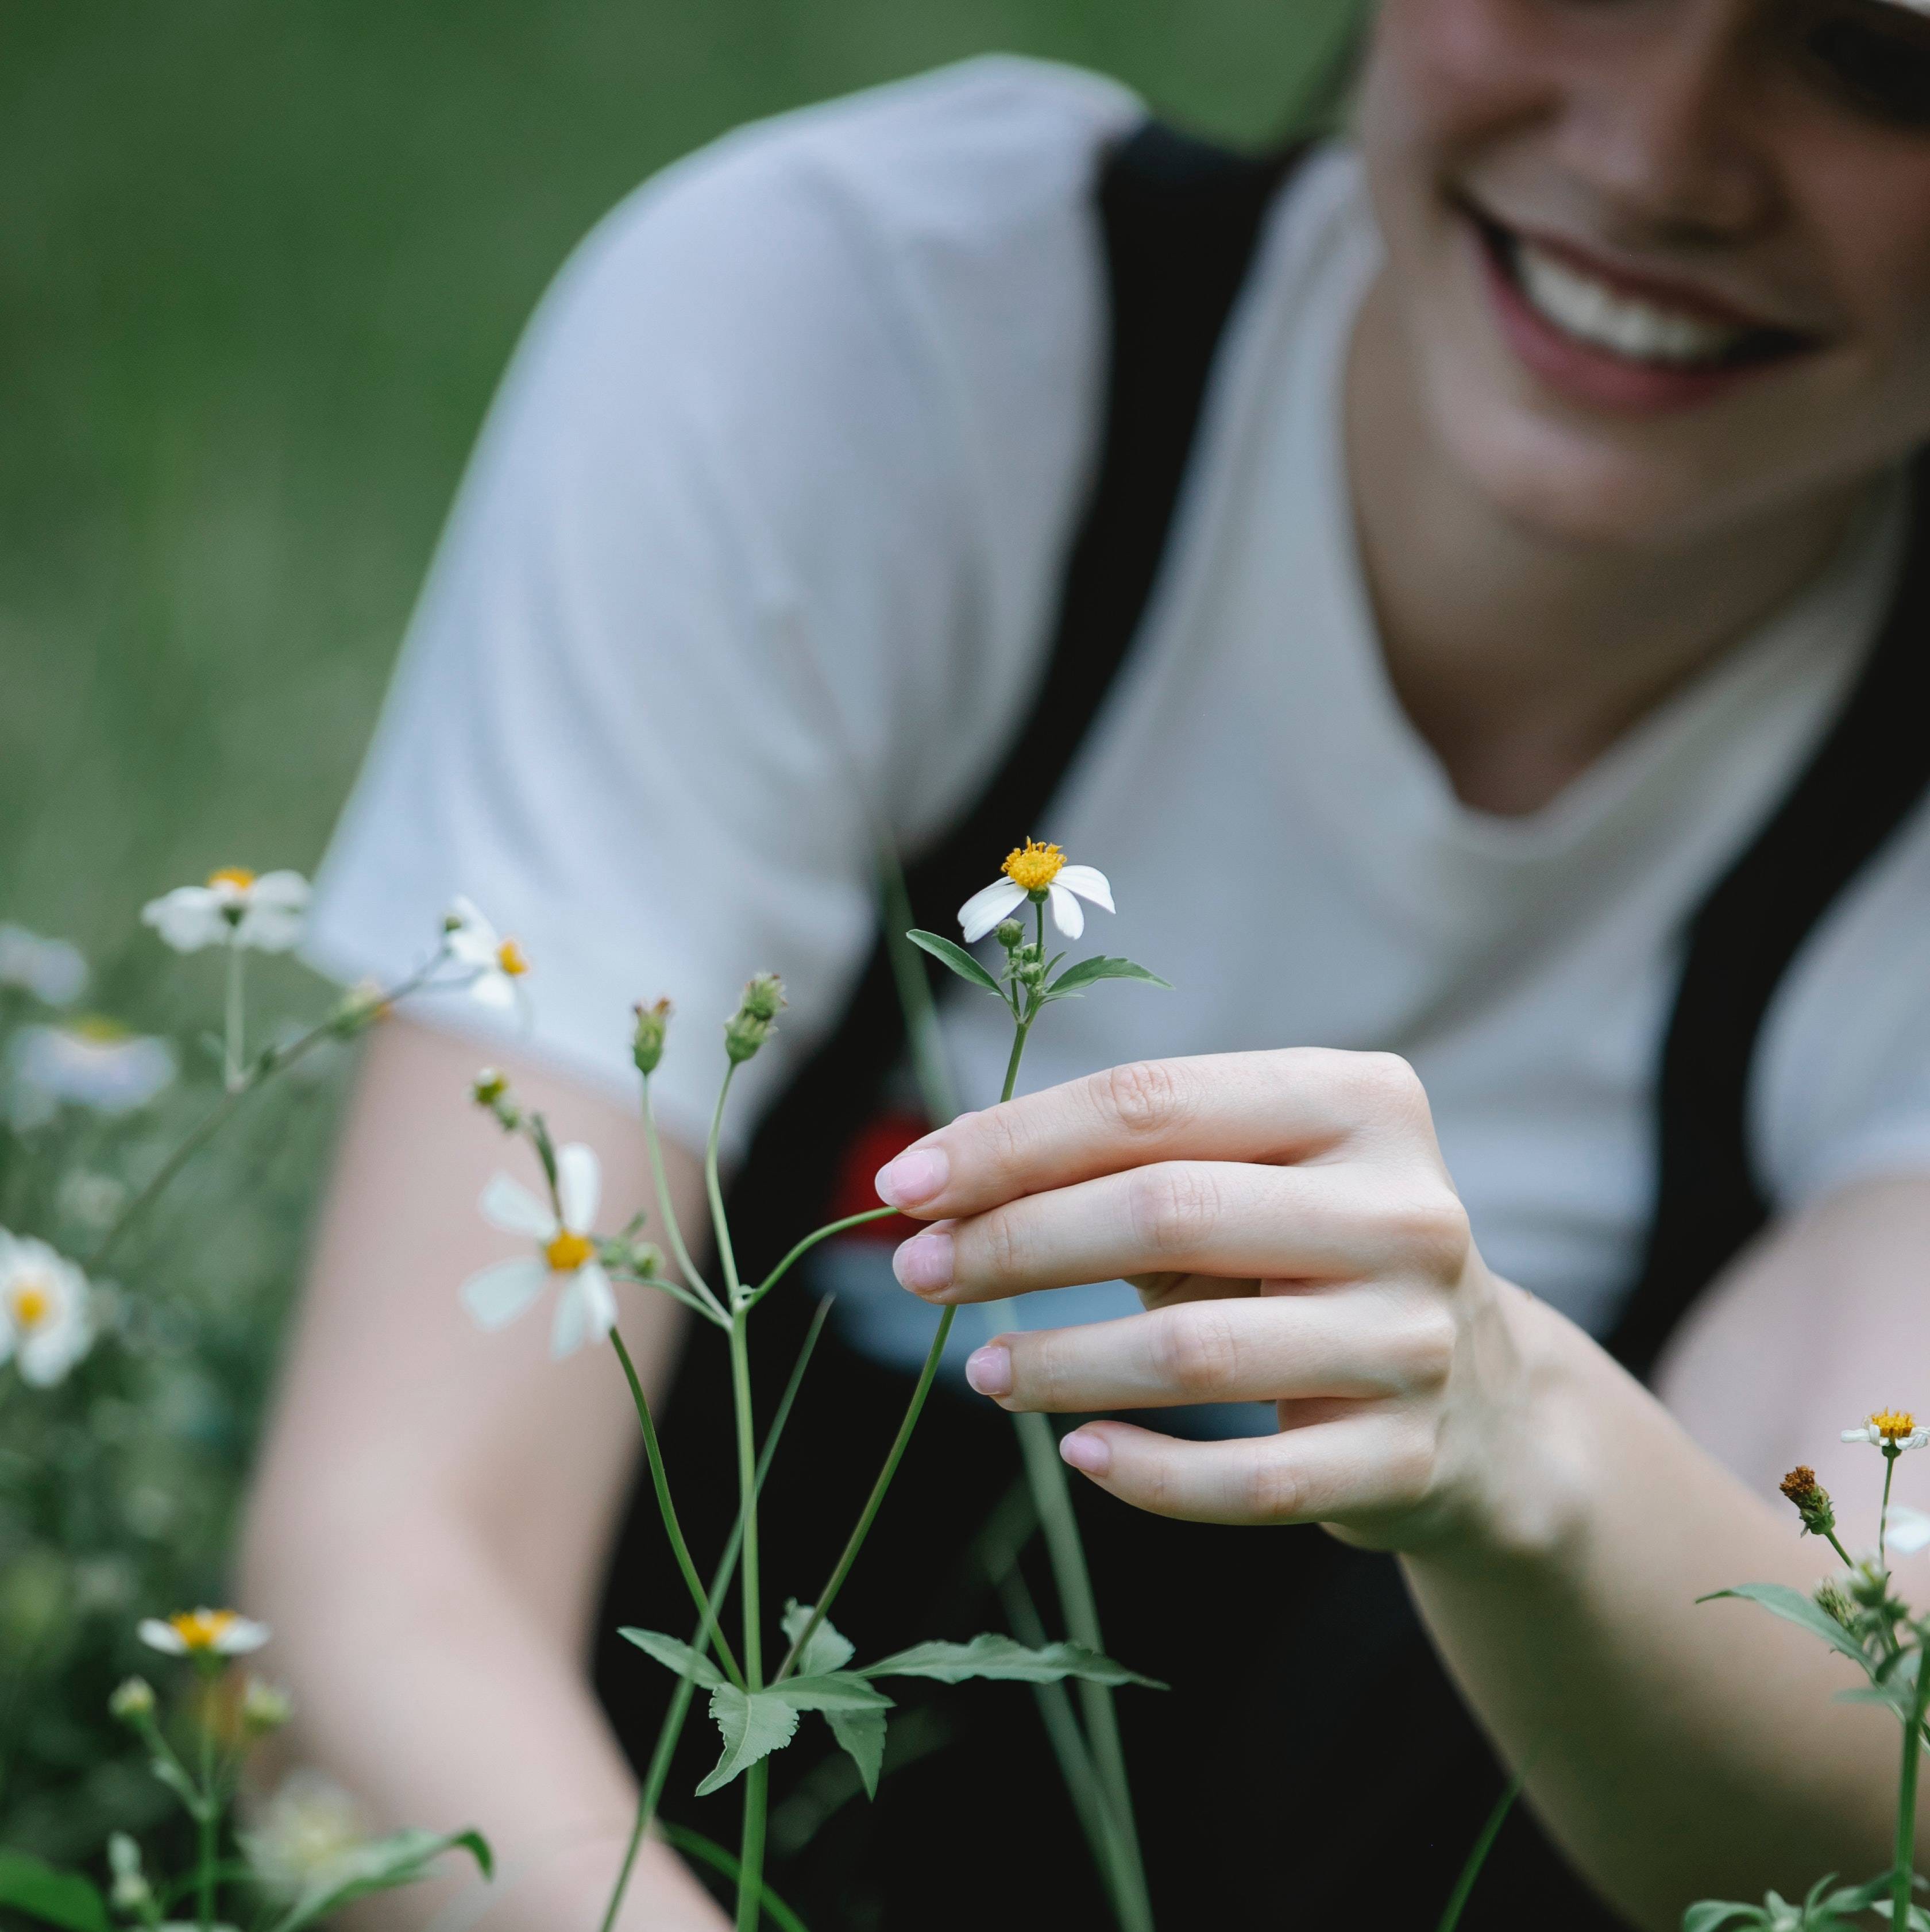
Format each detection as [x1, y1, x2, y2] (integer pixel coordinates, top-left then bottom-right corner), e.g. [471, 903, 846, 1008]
[1512, 236, 1748, 368]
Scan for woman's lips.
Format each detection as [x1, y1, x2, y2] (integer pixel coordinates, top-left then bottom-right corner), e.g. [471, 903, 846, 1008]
[1465, 209, 1817, 417]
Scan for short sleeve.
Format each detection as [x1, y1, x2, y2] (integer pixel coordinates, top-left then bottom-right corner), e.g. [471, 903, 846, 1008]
[303, 59, 1135, 1155]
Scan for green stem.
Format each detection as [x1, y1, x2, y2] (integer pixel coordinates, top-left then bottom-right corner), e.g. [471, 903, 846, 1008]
[1885, 1449, 1899, 1575]
[642, 1078, 719, 1311]
[747, 1206, 900, 1308]
[707, 1066, 742, 1304]
[657, 1823, 812, 1932]
[1435, 1773, 1522, 1932]
[609, 1329, 744, 1688]
[601, 1301, 831, 1932]
[1896, 1637, 1930, 1930]
[195, 1692, 217, 1931]
[223, 943, 246, 1092]
[879, 846, 959, 1125]
[729, 1309, 766, 1932]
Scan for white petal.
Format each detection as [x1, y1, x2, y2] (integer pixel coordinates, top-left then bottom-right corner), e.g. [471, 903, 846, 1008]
[213, 1617, 271, 1655]
[958, 878, 1025, 943]
[1054, 865, 1114, 914]
[578, 1262, 618, 1343]
[1045, 883, 1085, 939]
[248, 870, 310, 911]
[551, 1277, 590, 1358]
[235, 904, 306, 954]
[556, 1143, 601, 1235]
[1843, 1428, 1878, 1443]
[479, 1175, 557, 1241]
[461, 1256, 549, 1329]
[138, 1619, 188, 1655]
[444, 896, 498, 966]
[462, 969, 514, 1010]
[140, 889, 225, 954]
[1890, 1506, 1930, 1555]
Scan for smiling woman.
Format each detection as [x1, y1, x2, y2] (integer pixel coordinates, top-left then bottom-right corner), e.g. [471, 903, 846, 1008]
[237, 1, 1930, 1927]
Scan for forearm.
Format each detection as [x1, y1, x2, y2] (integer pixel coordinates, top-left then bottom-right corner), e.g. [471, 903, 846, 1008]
[1405, 1281, 1904, 1929]
[242, 1494, 728, 1931]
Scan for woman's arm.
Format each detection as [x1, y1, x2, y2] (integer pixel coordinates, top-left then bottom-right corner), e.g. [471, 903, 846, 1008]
[871, 1049, 1930, 1929]
[241, 1017, 728, 1931]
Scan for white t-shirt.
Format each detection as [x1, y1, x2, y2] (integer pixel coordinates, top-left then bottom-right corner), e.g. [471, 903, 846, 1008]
[308, 55, 1930, 1381]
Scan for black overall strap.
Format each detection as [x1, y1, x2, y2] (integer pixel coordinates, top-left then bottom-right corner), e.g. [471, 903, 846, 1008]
[1612, 460, 1930, 1378]
[728, 122, 1296, 1275]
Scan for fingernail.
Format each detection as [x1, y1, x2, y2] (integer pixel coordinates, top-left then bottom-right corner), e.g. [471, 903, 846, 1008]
[875, 1145, 949, 1209]
[891, 1231, 954, 1294]
[1060, 1430, 1110, 1476]
[964, 1344, 1011, 1398]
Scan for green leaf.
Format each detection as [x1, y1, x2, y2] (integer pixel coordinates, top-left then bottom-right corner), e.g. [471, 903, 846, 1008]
[0, 1854, 110, 1932]
[1040, 956, 1172, 1002]
[696, 1686, 801, 1796]
[782, 1599, 855, 1675]
[260, 1831, 491, 1932]
[1680, 1902, 1766, 1932]
[905, 931, 1002, 997]
[775, 1672, 894, 1713]
[859, 1634, 1166, 1690]
[825, 1706, 887, 1800]
[619, 1628, 725, 1691]
[1699, 1585, 1881, 1680]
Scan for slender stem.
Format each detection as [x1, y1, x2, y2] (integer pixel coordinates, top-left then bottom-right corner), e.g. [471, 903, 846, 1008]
[1896, 1636, 1930, 1930]
[642, 1078, 719, 1310]
[707, 1066, 742, 1303]
[600, 1300, 832, 1932]
[610, 1266, 729, 1330]
[728, 1310, 766, 1931]
[1435, 1773, 1523, 1932]
[879, 847, 960, 1125]
[775, 1305, 956, 1683]
[222, 943, 246, 1092]
[195, 1694, 217, 1930]
[1885, 1449, 1899, 1574]
[748, 1206, 899, 1308]
[609, 1329, 744, 1688]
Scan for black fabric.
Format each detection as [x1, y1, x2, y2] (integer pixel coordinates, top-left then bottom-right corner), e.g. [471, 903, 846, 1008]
[593, 117, 1930, 1929]
[1612, 455, 1930, 1375]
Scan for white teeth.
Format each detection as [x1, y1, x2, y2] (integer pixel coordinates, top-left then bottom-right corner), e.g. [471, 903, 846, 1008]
[1513, 238, 1746, 367]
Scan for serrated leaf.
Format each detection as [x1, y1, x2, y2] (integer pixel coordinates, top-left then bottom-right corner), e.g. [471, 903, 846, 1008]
[1699, 1585, 1882, 1680]
[0, 1854, 110, 1932]
[825, 1706, 887, 1800]
[782, 1599, 854, 1675]
[696, 1686, 801, 1796]
[1040, 956, 1172, 1002]
[858, 1633, 1165, 1689]
[620, 1628, 725, 1690]
[774, 1672, 894, 1713]
[1680, 1902, 1767, 1932]
[905, 931, 1002, 997]
[261, 1831, 491, 1932]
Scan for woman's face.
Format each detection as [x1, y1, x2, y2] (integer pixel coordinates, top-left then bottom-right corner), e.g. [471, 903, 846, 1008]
[1360, 0, 1930, 545]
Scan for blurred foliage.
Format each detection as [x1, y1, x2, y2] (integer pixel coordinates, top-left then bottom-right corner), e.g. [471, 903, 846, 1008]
[0, 0, 1354, 1864]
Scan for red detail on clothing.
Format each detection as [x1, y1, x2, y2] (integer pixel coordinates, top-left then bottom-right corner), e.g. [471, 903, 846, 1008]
[827, 1109, 931, 1239]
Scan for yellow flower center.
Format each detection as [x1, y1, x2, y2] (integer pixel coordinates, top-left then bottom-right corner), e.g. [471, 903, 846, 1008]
[1871, 1409, 1918, 1441]
[72, 1014, 131, 1043]
[545, 1230, 595, 1273]
[497, 939, 530, 978]
[8, 1281, 51, 1332]
[206, 867, 256, 892]
[1001, 839, 1066, 893]
[168, 1608, 241, 1652]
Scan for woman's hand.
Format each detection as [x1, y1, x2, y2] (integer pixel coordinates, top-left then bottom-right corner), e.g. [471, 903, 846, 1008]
[875, 1048, 1561, 1554]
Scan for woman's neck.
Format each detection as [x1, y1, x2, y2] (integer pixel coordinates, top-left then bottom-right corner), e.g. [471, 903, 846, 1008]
[1345, 276, 1874, 819]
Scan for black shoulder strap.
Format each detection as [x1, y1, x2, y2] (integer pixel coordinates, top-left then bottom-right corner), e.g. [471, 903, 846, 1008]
[1612, 461, 1930, 1376]
[729, 122, 1297, 1274]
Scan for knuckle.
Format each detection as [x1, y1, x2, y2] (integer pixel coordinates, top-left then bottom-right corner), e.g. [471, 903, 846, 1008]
[1399, 1304, 1459, 1390]
[974, 1208, 1028, 1283]
[1099, 1058, 1190, 1138]
[1392, 1186, 1471, 1278]
[1153, 1304, 1242, 1398]
[977, 1100, 1033, 1183]
[1349, 1052, 1431, 1129]
[1241, 1454, 1306, 1524]
[1128, 1163, 1219, 1258]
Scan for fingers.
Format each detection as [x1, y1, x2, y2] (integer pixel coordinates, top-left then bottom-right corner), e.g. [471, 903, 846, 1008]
[889, 1160, 1469, 1304]
[962, 1291, 1454, 1412]
[873, 1050, 1439, 1223]
[1054, 1414, 1433, 1527]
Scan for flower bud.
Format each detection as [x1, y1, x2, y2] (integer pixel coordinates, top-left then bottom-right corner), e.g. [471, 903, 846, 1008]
[724, 974, 786, 1065]
[471, 1068, 508, 1107]
[1814, 1576, 1856, 1630]
[1779, 1466, 1838, 1539]
[632, 998, 672, 1077]
[327, 977, 389, 1038]
[107, 1834, 150, 1911]
[241, 1676, 294, 1732]
[109, 1675, 155, 1723]
[994, 919, 1024, 951]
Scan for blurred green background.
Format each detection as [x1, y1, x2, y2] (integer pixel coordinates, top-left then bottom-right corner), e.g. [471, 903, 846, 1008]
[0, 0, 1355, 957]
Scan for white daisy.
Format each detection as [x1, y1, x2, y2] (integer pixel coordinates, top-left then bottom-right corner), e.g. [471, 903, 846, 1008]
[137, 1607, 271, 1657]
[1842, 1409, 1930, 1452]
[141, 868, 310, 955]
[958, 839, 1115, 943]
[443, 897, 531, 1010]
[0, 924, 87, 1006]
[0, 1233, 94, 1387]
[240, 1769, 369, 1896]
[461, 1142, 616, 1358]
[9, 1019, 176, 1121]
